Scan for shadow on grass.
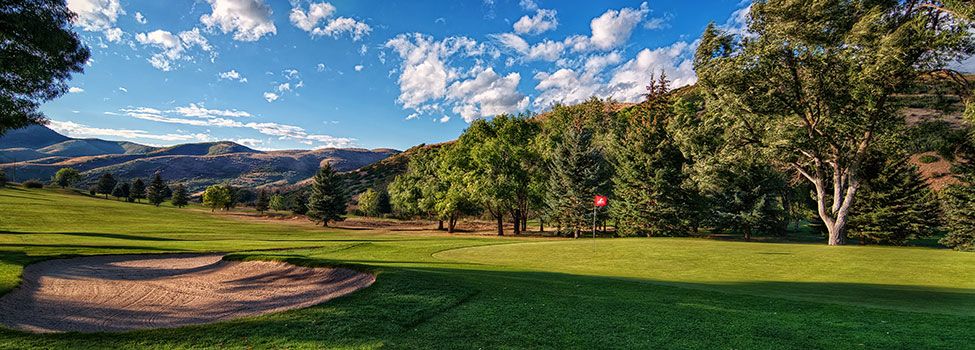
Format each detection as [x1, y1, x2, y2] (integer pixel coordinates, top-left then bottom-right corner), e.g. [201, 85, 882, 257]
[0, 231, 185, 242]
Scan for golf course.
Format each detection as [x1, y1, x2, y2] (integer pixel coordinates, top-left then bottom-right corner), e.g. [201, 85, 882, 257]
[1, 187, 973, 349]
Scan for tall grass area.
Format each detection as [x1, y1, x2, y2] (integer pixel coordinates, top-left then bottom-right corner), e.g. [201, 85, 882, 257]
[0, 187, 973, 349]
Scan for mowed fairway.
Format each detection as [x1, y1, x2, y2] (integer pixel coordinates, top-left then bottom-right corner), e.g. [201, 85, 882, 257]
[1, 187, 973, 349]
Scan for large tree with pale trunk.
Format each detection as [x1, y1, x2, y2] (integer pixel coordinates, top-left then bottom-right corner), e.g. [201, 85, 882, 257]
[694, 0, 974, 245]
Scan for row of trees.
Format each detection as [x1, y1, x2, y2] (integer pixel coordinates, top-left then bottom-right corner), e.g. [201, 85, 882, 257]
[89, 171, 189, 207]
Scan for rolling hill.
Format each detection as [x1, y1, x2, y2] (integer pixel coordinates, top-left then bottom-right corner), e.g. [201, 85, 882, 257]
[0, 126, 398, 193]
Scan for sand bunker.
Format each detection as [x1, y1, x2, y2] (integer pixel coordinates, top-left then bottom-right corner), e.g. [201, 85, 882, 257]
[0, 253, 374, 333]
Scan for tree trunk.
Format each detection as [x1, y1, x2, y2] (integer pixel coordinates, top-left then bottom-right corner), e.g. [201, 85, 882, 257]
[438, 220, 444, 230]
[539, 219, 544, 233]
[448, 216, 456, 233]
[513, 209, 521, 235]
[497, 215, 504, 236]
[744, 227, 751, 241]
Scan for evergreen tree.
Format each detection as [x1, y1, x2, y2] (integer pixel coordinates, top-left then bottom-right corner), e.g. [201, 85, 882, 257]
[940, 159, 975, 251]
[130, 179, 146, 203]
[202, 185, 230, 212]
[546, 126, 610, 238]
[610, 76, 694, 237]
[147, 174, 167, 206]
[269, 194, 286, 211]
[0, 168, 6, 188]
[51, 167, 80, 188]
[120, 183, 131, 201]
[161, 185, 173, 200]
[291, 191, 309, 215]
[705, 159, 788, 240]
[255, 189, 270, 214]
[306, 164, 348, 226]
[111, 182, 127, 200]
[95, 172, 116, 198]
[171, 184, 189, 208]
[377, 189, 392, 215]
[848, 155, 941, 245]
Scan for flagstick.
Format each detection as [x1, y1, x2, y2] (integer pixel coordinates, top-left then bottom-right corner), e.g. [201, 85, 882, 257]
[592, 205, 596, 252]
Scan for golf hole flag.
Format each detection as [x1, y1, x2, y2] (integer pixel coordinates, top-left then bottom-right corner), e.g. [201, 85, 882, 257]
[594, 195, 607, 207]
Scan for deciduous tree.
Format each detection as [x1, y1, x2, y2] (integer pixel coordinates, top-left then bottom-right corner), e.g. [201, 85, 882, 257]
[202, 185, 230, 212]
[51, 167, 79, 188]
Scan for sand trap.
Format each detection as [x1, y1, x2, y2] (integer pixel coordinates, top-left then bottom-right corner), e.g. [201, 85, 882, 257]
[0, 253, 374, 333]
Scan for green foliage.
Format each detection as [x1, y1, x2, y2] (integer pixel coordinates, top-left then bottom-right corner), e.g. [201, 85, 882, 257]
[171, 184, 188, 208]
[111, 182, 128, 200]
[201, 185, 230, 212]
[306, 164, 348, 226]
[388, 145, 476, 232]
[545, 108, 611, 238]
[255, 188, 269, 213]
[129, 178, 145, 203]
[940, 160, 975, 251]
[610, 77, 695, 237]
[269, 193, 286, 211]
[848, 155, 941, 245]
[147, 174, 167, 206]
[22, 179, 42, 188]
[95, 172, 116, 198]
[693, 0, 975, 244]
[51, 167, 80, 188]
[0, 168, 6, 188]
[357, 188, 390, 217]
[0, 0, 91, 135]
[291, 191, 308, 215]
[706, 159, 788, 239]
[918, 154, 940, 164]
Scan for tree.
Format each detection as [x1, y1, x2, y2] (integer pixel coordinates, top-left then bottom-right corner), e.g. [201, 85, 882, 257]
[129, 178, 146, 203]
[171, 184, 189, 208]
[694, 0, 975, 245]
[0, 0, 91, 135]
[291, 191, 309, 215]
[940, 152, 975, 250]
[846, 154, 941, 245]
[161, 185, 172, 200]
[610, 76, 695, 237]
[95, 172, 116, 198]
[0, 168, 6, 188]
[146, 174, 166, 206]
[546, 123, 611, 238]
[51, 167, 80, 188]
[269, 193, 286, 211]
[202, 185, 230, 212]
[255, 188, 270, 214]
[306, 164, 348, 226]
[358, 188, 381, 217]
[112, 182, 129, 201]
[705, 158, 788, 240]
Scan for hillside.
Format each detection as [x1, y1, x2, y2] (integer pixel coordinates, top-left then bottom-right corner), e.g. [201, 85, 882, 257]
[0, 126, 399, 193]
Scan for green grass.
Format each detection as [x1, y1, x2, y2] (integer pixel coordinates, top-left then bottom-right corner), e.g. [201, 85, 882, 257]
[0, 187, 974, 349]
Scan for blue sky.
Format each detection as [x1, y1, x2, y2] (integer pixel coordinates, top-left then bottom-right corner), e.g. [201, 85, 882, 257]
[47, 0, 754, 150]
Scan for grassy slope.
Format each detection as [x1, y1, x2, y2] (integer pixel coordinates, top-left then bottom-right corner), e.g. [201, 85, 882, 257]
[0, 188, 973, 349]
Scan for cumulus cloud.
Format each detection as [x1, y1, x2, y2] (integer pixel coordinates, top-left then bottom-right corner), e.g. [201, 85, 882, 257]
[135, 28, 212, 71]
[118, 87, 127, 92]
[513, 9, 558, 35]
[492, 34, 563, 62]
[263, 92, 280, 102]
[439, 115, 451, 123]
[291, 2, 372, 41]
[103, 27, 124, 42]
[589, 2, 649, 50]
[406, 113, 419, 120]
[354, 65, 364, 71]
[68, 87, 85, 93]
[317, 63, 326, 72]
[48, 120, 209, 142]
[66, 0, 124, 31]
[519, 0, 538, 11]
[384, 33, 487, 109]
[446, 68, 529, 122]
[218, 70, 247, 82]
[200, 0, 276, 41]
[134, 12, 146, 24]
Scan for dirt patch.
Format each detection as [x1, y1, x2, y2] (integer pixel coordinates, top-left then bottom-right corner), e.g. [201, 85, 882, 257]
[0, 253, 374, 333]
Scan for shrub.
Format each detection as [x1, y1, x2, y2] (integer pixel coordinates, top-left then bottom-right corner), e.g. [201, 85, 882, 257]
[23, 180, 43, 188]
[918, 154, 939, 164]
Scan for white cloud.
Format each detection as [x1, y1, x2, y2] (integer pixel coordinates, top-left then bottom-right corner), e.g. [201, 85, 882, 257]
[200, 0, 276, 42]
[134, 12, 146, 24]
[359, 44, 368, 55]
[312, 17, 372, 41]
[218, 70, 248, 82]
[66, 0, 124, 31]
[406, 113, 419, 120]
[527, 39, 563, 61]
[384, 33, 487, 109]
[519, 0, 538, 11]
[235, 138, 264, 147]
[720, 4, 752, 36]
[446, 67, 529, 122]
[439, 115, 451, 123]
[354, 65, 364, 71]
[172, 103, 251, 118]
[135, 29, 212, 71]
[589, 2, 649, 50]
[118, 87, 127, 92]
[317, 63, 326, 72]
[289, 2, 335, 31]
[68, 87, 85, 93]
[492, 33, 529, 54]
[263, 92, 280, 102]
[103, 27, 124, 42]
[48, 120, 208, 142]
[513, 9, 558, 35]
[276, 83, 291, 92]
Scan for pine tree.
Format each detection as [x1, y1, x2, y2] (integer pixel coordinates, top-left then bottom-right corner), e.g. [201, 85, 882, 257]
[706, 159, 788, 240]
[848, 155, 941, 245]
[147, 174, 167, 206]
[610, 76, 694, 237]
[130, 179, 146, 203]
[111, 182, 127, 200]
[546, 127, 610, 238]
[306, 164, 348, 226]
[0, 168, 6, 188]
[255, 189, 270, 214]
[291, 191, 309, 215]
[940, 159, 975, 251]
[171, 184, 189, 208]
[95, 172, 117, 199]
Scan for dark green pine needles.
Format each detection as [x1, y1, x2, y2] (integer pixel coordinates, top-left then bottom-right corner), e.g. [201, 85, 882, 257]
[306, 164, 348, 226]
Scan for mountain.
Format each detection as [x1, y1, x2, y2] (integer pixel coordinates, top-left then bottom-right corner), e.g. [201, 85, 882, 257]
[0, 126, 399, 193]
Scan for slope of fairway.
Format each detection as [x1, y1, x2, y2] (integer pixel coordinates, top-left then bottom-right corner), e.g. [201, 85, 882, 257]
[435, 239, 975, 316]
[1, 188, 974, 349]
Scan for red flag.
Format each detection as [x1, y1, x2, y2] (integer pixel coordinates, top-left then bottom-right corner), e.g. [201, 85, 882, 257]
[594, 195, 607, 207]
